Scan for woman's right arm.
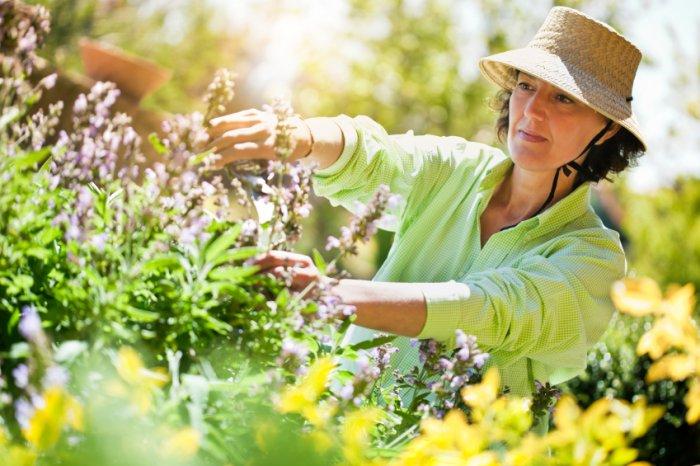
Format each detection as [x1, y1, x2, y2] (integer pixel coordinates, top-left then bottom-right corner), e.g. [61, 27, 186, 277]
[206, 109, 344, 169]
[207, 109, 478, 228]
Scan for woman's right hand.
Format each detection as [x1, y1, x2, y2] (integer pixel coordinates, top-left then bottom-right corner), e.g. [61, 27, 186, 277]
[206, 108, 312, 169]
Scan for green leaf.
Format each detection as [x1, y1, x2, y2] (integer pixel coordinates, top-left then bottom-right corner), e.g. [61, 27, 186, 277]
[54, 340, 88, 363]
[142, 255, 182, 274]
[349, 335, 397, 351]
[25, 247, 50, 260]
[202, 315, 233, 334]
[9, 274, 33, 295]
[336, 315, 354, 338]
[204, 225, 242, 264]
[37, 226, 61, 246]
[123, 305, 160, 323]
[13, 147, 51, 170]
[9, 342, 30, 359]
[189, 149, 215, 166]
[148, 132, 168, 155]
[209, 246, 261, 267]
[312, 248, 327, 275]
[276, 288, 289, 309]
[39, 145, 65, 174]
[208, 265, 259, 283]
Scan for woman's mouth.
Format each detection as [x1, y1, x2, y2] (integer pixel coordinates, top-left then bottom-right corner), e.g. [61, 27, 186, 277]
[518, 130, 547, 142]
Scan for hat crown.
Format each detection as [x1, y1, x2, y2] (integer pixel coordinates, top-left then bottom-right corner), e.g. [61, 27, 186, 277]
[527, 7, 641, 98]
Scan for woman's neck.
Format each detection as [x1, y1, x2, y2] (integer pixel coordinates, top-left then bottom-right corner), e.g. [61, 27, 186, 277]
[491, 164, 578, 222]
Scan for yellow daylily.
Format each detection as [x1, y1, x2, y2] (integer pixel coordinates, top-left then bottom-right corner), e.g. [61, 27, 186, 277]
[637, 318, 696, 359]
[461, 367, 501, 419]
[659, 283, 696, 321]
[0, 427, 37, 466]
[341, 407, 384, 465]
[611, 277, 663, 317]
[22, 386, 84, 450]
[646, 353, 697, 383]
[108, 346, 169, 415]
[277, 357, 336, 427]
[162, 427, 200, 459]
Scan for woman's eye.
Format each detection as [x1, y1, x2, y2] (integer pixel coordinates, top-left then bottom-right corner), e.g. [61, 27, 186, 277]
[516, 82, 532, 91]
[557, 94, 574, 104]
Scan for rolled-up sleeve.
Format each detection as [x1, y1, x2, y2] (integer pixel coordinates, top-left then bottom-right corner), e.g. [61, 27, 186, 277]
[311, 114, 478, 230]
[417, 232, 627, 384]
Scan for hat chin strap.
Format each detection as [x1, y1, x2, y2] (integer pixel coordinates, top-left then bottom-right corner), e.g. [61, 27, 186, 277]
[531, 119, 613, 217]
[498, 119, 613, 233]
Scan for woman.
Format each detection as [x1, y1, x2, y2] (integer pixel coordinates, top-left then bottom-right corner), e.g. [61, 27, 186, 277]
[206, 7, 646, 400]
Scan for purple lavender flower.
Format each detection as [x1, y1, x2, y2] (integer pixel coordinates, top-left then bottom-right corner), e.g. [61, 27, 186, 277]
[18, 305, 42, 342]
[39, 73, 57, 90]
[14, 398, 34, 429]
[13, 364, 30, 389]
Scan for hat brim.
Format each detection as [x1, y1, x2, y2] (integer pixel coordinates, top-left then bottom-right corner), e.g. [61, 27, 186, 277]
[479, 47, 647, 151]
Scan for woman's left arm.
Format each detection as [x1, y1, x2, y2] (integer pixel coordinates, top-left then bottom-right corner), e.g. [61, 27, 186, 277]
[249, 251, 431, 336]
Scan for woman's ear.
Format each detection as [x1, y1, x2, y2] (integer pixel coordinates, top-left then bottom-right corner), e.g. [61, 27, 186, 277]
[596, 121, 621, 145]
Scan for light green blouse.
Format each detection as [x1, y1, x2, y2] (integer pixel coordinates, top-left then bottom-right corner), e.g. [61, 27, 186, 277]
[311, 114, 626, 398]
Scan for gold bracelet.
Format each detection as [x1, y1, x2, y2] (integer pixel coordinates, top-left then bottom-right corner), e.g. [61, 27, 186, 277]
[301, 119, 315, 158]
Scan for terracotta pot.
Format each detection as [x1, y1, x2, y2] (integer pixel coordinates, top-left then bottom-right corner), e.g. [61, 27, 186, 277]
[79, 38, 171, 102]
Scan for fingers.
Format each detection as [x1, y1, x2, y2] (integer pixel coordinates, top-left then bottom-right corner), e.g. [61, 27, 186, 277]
[270, 265, 319, 291]
[207, 123, 268, 152]
[208, 108, 267, 140]
[211, 143, 264, 169]
[251, 250, 314, 271]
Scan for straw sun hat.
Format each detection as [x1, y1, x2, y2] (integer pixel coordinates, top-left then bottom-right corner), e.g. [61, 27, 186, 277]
[478, 6, 647, 152]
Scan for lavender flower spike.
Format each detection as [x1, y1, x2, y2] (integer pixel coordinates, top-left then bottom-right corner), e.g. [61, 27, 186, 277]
[18, 305, 42, 342]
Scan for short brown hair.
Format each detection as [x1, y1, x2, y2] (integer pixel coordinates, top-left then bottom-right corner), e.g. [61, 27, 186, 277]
[490, 70, 646, 185]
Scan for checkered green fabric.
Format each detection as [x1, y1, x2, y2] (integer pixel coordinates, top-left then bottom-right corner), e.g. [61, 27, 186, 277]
[312, 114, 626, 398]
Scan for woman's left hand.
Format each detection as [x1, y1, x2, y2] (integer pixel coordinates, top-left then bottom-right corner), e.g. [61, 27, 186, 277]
[248, 250, 323, 291]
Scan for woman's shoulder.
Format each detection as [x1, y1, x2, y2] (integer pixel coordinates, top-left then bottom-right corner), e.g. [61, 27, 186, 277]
[390, 130, 508, 178]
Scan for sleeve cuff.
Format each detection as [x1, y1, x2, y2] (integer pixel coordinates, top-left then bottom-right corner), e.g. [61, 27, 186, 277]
[417, 281, 483, 341]
[312, 114, 359, 177]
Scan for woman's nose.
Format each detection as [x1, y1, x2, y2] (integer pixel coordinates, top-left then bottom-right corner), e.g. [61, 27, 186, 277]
[523, 92, 546, 121]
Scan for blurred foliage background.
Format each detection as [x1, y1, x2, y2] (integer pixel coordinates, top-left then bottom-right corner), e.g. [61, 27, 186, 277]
[25, 0, 700, 463]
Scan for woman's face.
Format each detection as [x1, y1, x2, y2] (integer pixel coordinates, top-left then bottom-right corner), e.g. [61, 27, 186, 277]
[507, 71, 618, 172]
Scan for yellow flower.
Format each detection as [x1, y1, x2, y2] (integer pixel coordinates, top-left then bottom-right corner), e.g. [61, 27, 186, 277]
[464, 452, 499, 466]
[627, 397, 665, 439]
[341, 408, 384, 465]
[6, 447, 37, 466]
[551, 395, 582, 434]
[545, 394, 664, 464]
[485, 397, 533, 446]
[420, 410, 487, 459]
[659, 283, 696, 321]
[277, 357, 337, 427]
[0, 427, 37, 466]
[162, 427, 200, 459]
[611, 277, 663, 317]
[461, 367, 500, 419]
[684, 377, 700, 424]
[637, 318, 695, 359]
[505, 434, 548, 464]
[646, 353, 697, 383]
[22, 386, 83, 450]
[110, 346, 169, 414]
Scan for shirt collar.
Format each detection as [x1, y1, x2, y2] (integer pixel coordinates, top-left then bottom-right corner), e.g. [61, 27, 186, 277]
[478, 156, 593, 234]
